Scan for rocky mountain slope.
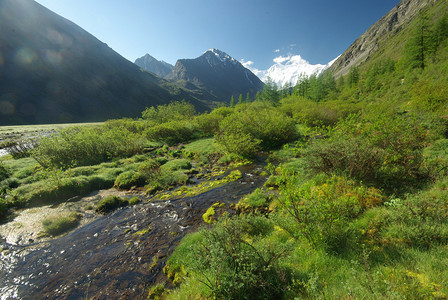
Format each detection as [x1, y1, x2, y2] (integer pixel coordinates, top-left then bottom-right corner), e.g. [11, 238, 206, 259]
[166, 49, 264, 103]
[329, 0, 435, 78]
[134, 54, 173, 78]
[0, 0, 206, 125]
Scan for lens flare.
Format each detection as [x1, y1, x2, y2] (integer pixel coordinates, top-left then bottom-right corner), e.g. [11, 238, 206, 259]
[15, 47, 37, 65]
[0, 101, 15, 115]
[46, 28, 72, 48]
[44, 50, 62, 65]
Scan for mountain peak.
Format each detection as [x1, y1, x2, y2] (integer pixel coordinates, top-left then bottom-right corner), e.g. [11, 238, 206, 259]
[135, 53, 174, 78]
[166, 49, 264, 102]
[203, 48, 238, 65]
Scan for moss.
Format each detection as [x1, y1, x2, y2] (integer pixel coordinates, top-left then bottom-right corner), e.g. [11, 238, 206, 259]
[236, 188, 271, 213]
[147, 283, 165, 300]
[134, 227, 151, 236]
[96, 196, 129, 214]
[128, 196, 140, 205]
[202, 205, 216, 224]
[42, 212, 81, 236]
[154, 169, 243, 201]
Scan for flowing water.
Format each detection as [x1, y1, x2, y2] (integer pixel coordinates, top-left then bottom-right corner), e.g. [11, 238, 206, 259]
[0, 163, 266, 299]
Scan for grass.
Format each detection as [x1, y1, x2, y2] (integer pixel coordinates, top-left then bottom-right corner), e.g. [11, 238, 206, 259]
[42, 212, 81, 236]
[0, 122, 103, 136]
[96, 196, 129, 214]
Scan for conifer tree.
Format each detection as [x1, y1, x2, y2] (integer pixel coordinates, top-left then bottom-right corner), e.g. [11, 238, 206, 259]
[238, 94, 243, 105]
[261, 78, 279, 102]
[230, 95, 235, 107]
[433, 14, 448, 48]
[246, 92, 251, 103]
[404, 15, 432, 70]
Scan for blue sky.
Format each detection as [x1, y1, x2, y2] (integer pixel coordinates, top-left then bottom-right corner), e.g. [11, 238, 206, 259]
[34, 0, 400, 69]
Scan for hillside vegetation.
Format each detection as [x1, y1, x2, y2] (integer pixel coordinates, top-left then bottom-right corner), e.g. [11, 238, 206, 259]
[1, 1, 448, 299]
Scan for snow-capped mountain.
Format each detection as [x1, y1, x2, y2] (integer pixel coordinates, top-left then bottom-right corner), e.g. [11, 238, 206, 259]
[243, 55, 339, 87]
[166, 49, 264, 102]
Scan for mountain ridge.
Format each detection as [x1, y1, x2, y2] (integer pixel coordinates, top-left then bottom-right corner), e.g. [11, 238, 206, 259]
[165, 49, 264, 102]
[134, 54, 174, 78]
[329, 0, 436, 77]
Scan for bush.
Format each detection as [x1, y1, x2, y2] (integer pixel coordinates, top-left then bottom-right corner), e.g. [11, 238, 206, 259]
[216, 103, 297, 156]
[278, 175, 383, 253]
[167, 215, 290, 299]
[195, 106, 234, 137]
[96, 195, 129, 214]
[142, 100, 196, 124]
[42, 212, 81, 236]
[279, 96, 359, 127]
[145, 120, 197, 145]
[303, 113, 431, 192]
[33, 126, 144, 168]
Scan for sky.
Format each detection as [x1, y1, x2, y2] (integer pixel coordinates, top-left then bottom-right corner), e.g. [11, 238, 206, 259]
[34, 0, 401, 70]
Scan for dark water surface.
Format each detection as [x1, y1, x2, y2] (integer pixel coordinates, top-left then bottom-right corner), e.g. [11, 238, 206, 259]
[0, 164, 266, 299]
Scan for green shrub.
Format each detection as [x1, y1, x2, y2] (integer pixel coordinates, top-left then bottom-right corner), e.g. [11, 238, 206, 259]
[279, 175, 383, 253]
[167, 215, 289, 299]
[104, 118, 151, 133]
[303, 113, 431, 192]
[279, 96, 359, 127]
[216, 103, 297, 156]
[42, 212, 81, 236]
[195, 106, 234, 136]
[142, 100, 196, 124]
[96, 195, 129, 214]
[145, 120, 197, 145]
[33, 126, 143, 168]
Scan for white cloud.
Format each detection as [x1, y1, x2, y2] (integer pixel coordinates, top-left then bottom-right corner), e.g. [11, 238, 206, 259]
[273, 55, 291, 64]
[240, 59, 254, 68]
[274, 49, 280, 53]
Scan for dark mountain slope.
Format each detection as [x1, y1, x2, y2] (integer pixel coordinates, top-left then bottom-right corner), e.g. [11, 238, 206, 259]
[0, 0, 206, 125]
[166, 49, 264, 103]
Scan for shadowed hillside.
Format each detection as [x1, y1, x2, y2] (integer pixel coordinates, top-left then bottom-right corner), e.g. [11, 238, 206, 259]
[0, 0, 207, 125]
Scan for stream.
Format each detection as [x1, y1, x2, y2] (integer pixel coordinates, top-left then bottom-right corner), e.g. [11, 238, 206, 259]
[0, 163, 266, 299]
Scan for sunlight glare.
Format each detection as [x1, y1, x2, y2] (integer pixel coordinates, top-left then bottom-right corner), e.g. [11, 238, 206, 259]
[15, 47, 37, 65]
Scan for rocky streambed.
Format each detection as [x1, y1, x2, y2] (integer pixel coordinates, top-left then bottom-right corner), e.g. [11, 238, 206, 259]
[0, 163, 266, 299]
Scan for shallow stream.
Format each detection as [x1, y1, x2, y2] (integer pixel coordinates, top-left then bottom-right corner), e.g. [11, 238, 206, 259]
[0, 163, 266, 299]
